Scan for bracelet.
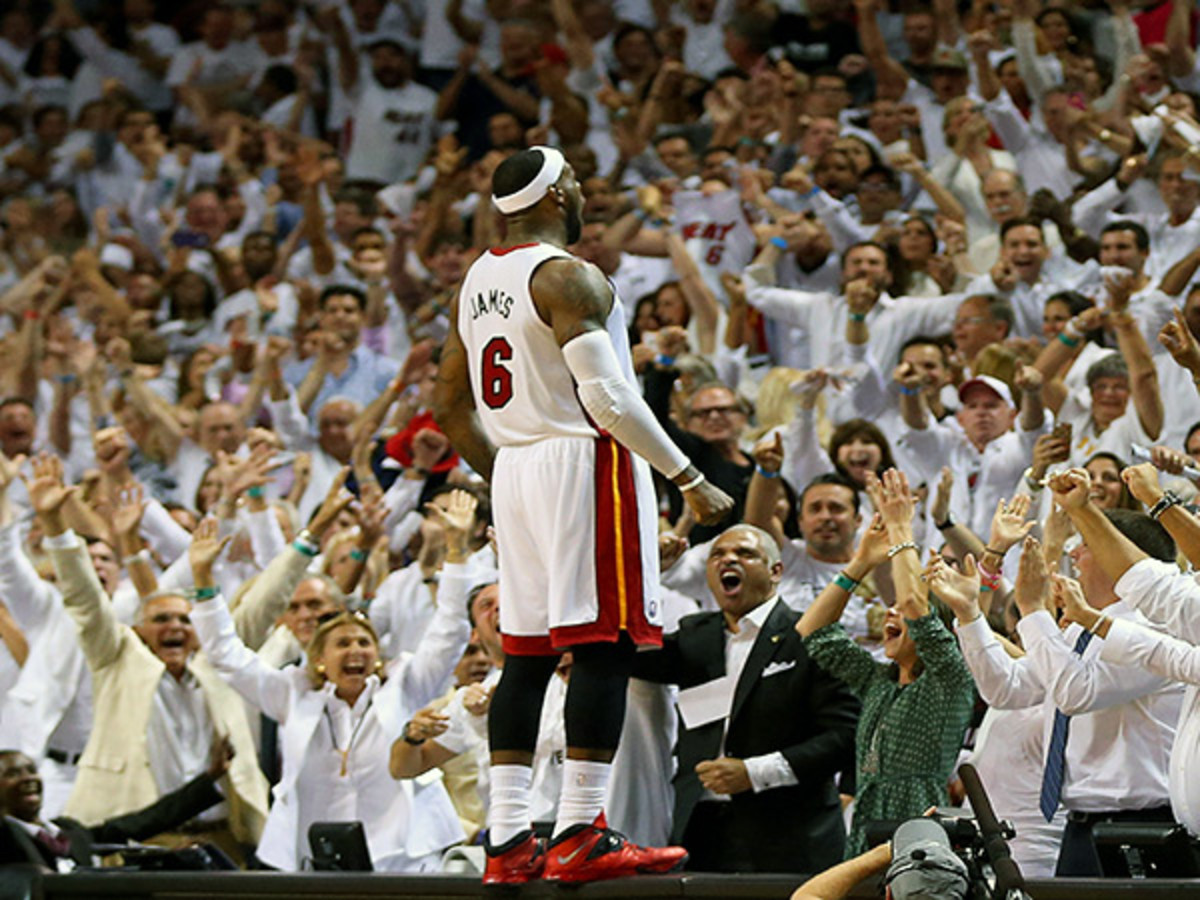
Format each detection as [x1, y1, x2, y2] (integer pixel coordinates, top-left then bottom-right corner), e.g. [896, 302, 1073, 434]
[886, 540, 919, 559]
[769, 235, 788, 250]
[1148, 491, 1180, 521]
[934, 515, 953, 531]
[350, 547, 368, 562]
[978, 566, 1001, 592]
[23, 309, 40, 320]
[897, 384, 919, 396]
[833, 571, 859, 592]
[656, 353, 676, 367]
[1088, 614, 1109, 635]
[1024, 467, 1044, 492]
[55, 373, 78, 385]
[677, 473, 706, 492]
[984, 545, 1007, 558]
[755, 465, 779, 479]
[293, 529, 319, 557]
[848, 312, 866, 323]
[246, 485, 265, 499]
[191, 585, 219, 601]
[980, 584, 995, 593]
[402, 723, 425, 746]
[1057, 332, 1080, 348]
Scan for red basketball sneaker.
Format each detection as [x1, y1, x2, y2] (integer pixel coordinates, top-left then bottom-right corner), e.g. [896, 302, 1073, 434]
[543, 813, 688, 883]
[483, 830, 545, 885]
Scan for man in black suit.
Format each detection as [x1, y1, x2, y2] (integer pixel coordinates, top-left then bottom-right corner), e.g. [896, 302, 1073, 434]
[0, 739, 231, 869]
[636, 524, 860, 874]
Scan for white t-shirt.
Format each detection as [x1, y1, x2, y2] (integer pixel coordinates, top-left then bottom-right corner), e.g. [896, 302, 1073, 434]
[345, 79, 439, 184]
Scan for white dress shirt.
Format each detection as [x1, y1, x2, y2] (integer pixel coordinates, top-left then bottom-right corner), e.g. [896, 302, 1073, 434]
[982, 90, 1076, 198]
[957, 606, 1181, 814]
[1106, 558, 1200, 835]
[742, 264, 962, 373]
[145, 668, 227, 823]
[698, 597, 797, 798]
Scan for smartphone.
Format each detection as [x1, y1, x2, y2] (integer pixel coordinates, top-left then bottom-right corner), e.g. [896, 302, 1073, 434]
[171, 230, 210, 249]
[1052, 422, 1072, 452]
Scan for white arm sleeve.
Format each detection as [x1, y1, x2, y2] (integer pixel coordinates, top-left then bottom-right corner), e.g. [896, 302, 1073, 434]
[561, 330, 691, 479]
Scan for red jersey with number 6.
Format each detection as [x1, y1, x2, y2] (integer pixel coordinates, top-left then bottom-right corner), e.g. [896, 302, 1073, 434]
[458, 242, 635, 447]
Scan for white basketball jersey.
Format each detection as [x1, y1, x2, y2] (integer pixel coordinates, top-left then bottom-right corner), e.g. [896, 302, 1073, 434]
[458, 242, 636, 447]
[672, 187, 757, 304]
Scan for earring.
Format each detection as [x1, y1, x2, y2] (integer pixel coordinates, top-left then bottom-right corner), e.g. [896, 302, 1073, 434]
[316, 663, 326, 676]
[374, 660, 384, 672]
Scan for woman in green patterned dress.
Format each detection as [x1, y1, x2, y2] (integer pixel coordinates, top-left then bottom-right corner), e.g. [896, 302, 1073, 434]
[797, 469, 976, 856]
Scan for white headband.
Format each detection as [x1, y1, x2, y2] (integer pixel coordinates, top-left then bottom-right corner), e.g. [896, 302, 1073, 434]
[492, 147, 565, 215]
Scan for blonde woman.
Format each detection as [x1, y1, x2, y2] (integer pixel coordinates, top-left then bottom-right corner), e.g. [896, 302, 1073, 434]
[189, 510, 471, 871]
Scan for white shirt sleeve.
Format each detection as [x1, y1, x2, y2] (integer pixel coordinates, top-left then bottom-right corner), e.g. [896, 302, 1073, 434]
[1018, 609, 1172, 715]
[744, 751, 800, 792]
[955, 614, 1046, 709]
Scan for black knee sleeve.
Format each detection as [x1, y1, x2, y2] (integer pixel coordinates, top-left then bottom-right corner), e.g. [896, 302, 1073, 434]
[564, 636, 637, 752]
[488, 653, 560, 754]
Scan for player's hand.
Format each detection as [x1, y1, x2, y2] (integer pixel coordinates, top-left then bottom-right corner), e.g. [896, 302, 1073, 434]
[682, 475, 734, 526]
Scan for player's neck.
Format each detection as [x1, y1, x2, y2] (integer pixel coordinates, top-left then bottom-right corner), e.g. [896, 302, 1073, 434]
[505, 219, 568, 248]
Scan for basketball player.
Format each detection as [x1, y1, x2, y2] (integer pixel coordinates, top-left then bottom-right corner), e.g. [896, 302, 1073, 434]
[433, 146, 734, 883]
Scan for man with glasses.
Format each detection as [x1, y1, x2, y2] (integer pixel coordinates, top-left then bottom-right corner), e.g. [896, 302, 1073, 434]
[644, 380, 753, 544]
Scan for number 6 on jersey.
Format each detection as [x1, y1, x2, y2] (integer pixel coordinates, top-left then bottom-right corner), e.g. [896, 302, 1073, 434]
[481, 336, 514, 409]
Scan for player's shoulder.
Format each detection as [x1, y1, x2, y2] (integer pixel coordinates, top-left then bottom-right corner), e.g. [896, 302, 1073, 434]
[530, 252, 608, 294]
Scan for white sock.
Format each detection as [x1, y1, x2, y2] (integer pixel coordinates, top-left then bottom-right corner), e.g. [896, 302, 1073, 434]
[488, 764, 533, 846]
[554, 759, 611, 837]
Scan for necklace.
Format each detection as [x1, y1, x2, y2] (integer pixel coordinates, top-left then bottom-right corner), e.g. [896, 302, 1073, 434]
[324, 696, 373, 777]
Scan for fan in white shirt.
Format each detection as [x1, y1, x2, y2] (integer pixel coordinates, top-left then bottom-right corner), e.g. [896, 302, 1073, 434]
[1063, 462, 1200, 841]
[946, 469, 1182, 877]
[901, 371, 1048, 541]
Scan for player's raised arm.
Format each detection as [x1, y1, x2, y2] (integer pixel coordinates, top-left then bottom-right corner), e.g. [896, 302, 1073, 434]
[531, 258, 733, 525]
[433, 291, 497, 481]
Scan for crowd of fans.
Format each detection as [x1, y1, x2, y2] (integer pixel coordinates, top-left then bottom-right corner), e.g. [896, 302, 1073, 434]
[3, 0, 1200, 886]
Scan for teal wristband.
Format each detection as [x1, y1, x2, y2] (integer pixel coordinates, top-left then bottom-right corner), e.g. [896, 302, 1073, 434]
[769, 236, 788, 250]
[833, 571, 859, 593]
[755, 465, 779, 479]
[897, 384, 919, 396]
[293, 537, 318, 558]
[350, 547, 367, 562]
[848, 312, 866, 322]
[1057, 332, 1080, 348]
[246, 485, 265, 499]
[192, 586, 218, 601]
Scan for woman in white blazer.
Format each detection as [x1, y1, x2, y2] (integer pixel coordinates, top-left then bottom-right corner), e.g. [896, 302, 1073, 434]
[187, 518, 469, 871]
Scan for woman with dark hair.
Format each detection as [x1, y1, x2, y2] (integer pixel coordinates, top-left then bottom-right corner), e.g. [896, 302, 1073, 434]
[779, 369, 898, 499]
[20, 33, 82, 109]
[1084, 452, 1141, 511]
[158, 271, 219, 355]
[1032, 291, 1111, 402]
[892, 216, 944, 297]
[798, 470, 974, 856]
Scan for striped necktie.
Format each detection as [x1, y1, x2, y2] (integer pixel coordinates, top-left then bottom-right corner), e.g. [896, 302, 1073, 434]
[1038, 629, 1094, 821]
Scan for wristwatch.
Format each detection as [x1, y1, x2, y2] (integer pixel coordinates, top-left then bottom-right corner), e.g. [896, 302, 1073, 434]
[1148, 490, 1181, 521]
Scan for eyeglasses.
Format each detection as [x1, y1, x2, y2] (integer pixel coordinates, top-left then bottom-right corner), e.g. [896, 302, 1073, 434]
[954, 315, 990, 327]
[689, 404, 742, 419]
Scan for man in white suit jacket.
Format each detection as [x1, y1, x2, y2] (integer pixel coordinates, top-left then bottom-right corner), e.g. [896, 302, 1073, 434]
[28, 458, 269, 854]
